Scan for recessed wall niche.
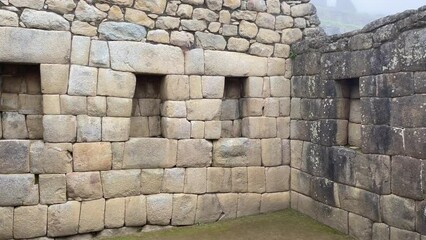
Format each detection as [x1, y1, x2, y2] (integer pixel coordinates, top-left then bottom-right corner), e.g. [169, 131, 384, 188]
[221, 77, 244, 138]
[130, 75, 163, 137]
[0, 64, 43, 139]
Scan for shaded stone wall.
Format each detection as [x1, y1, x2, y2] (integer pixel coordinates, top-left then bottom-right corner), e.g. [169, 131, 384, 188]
[0, 0, 318, 239]
[291, 6, 426, 240]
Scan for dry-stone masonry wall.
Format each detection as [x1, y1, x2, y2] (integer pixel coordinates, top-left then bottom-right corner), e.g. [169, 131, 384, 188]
[291, 6, 426, 240]
[0, 0, 319, 239]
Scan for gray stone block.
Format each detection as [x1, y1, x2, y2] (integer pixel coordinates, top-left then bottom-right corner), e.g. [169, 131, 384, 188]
[381, 195, 416, 231]
[0, 174, 39, 206]
[310, 177, 337, 207]
[0, 140, 29, 174]
[361, 97, 391, 125]
[338, 184, 380, 221]
[373, 223, 390, 240]
[404, 128, 426, 159]
[213, 138, 261, 167]
[349, 213, 373, 240]
[361, 125, 404, 155]
[390, 95, 426, 128]
[391, 156, 423, 200]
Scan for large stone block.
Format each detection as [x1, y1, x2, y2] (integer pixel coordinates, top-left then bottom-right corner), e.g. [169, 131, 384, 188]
[390, 227, 420, 240]
[247, 167, 265, 193]
[391, 155, 423, 200]
[404, 128, 426, 159]
[237, 193, 261, 217]
[109, 42, 184, 74]
[2, 112, 28, 139]
[185, 48, 204, 75]
[161, 118, 191, 139]
[195, 194, 222, 223]
[0, 174, 38, 206]
[310, 177, 337, 207]
[338, 184, 380, 221]
[102, 117, 130, 141]
[68, 65, 98, 96]
[161, 75, 190, 100]
[290, 168, 311, 196]
[125, 195, 147, 227]
[105, 198, 125, 228]
[261, 138, 282, 167]
[390, 95, 426, 128]
[77, 115, 102, 142]
[348, 213, 373, 240]
[265, 166, 290, 192]
[141, 169, 164, 194]
[123, 138, 177, 168]
[172, 194, 197, 226]
[213, 138, 261, 167]
[39, 174, 66, 204]
[30, 141, 73, 174]
[73, 142, 112, 171]
[207, 167, 231, 192]
[261, 192, 290, 213]
[99, 22, 146, 41]
[98, 69, 136, 98]
[101, 170, 141, 198]
[373, 223, 390, 240]
[242, 117, 277, 138]
[0, 140, 29, 174]
[361, 125, 404, 155]
[381, 195, 415, 231]
[47, 201, 80, 237]
[231, 167, 248, 192]
[66, 172, 103, 201]
[184, 168, 207, 194]
[21, 9, 69, 31]
[43, 115, 76, 143]
[79, 199, 105, 233]
[0, 27, 71, 64]
[162, 168, 185, 193]
[147, 194, 173, 225]
[60, 95, 87, 115]
[217, 193, 238, 220]
[40, 64, 69, 94]
[0, 207, 13, 239]
[204, 50, 267, 76]
[186, 99, 222, 120]
[177, 139, 212, 167]
[13, 205, 47, 239]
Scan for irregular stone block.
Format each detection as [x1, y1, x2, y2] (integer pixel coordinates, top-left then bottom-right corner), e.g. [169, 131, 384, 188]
[186, 99, 222, 120]
[101, 170, 141, 198]
[125, 195, 147, 227]
[47, 201, 80, 237]
[0, 140, 29, 174]
[237, 193, 261, 217]
[66, 172, 103, 201]
[30, 141, 73, 174]
[99, 22, 146, 41]
[390, 227, 420, 240]
[105, 198, 125, 228]
[0, 9, 18, 27]
[14, 205, 47, 239]
[217, 193, 238, 220]
[195, 32, 226, 50]
[348, 213, 373, 240]
[204, 50, 267, 76]
[213, 138, 261, 167]
[382, 195, 415, 231]
[20, 9, 69, 31]
[123, 138, 177, 168]
[79, 199, 105, 233]
[74, 0, 107, 22]
[373, 223, 390, 240]
[109, 41, 184, 74]
[46, 0, 77, 13]
[309, 177, 336, 207]
[147, 194, 173, 225]
[196, 194, 222, 223]
[184, 168, 207, 194]
[40, 174, 66, 204]
[172, 194, 197, 226]
[338, 184, 380, 221]
[0, 27, 71, 64]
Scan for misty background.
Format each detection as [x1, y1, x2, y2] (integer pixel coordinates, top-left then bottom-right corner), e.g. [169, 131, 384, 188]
[311, 0, 426, 35]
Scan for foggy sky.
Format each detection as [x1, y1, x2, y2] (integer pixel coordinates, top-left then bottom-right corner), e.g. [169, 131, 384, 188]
[326, 0, 426, 15]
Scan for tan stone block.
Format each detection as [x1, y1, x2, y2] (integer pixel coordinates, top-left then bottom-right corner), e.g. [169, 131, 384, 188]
[172, 194, 197, 226]
[195, 194, 222, 223]
[60, 95, 87, 115]
[71, 36, 90, 65]
[141, 169, 164, 194]
[189, 75, 203, 99]
[102, 170, 141, 198]
[66, 172, 103, 201]
[161, 117, 191, 139]
[130, 117, 149, 137]
[40, 174, 66, 204]
[184, 168, 207, 194]
[27, 115, 43, 139]
[147, 29, 170, 43]
[40, 64, 69, 94]
[18, 94, 42, 114]
[270, 76, 290, 97]
[147, 194, 173, 225]
[282, 139, 290, 165]
[77, 115, 102, 142]
[105, 198, 125, 228]
[264, 98, 279, 117]
[71, 21, 98, 36]
[202, 76, 225, 98]
[237, 193, 261, 217]
[0, 174, 39, 206]
[123, 138, 177, 168]
[207, 167, 231, 192]
[73, 142, 112, 171]
[242, 117, 277, 138]
[0, 207, 13, 239]
[161, 101, 187, 118]
[204, 120, 221, 139]
[261, 138, 282, 166]
[266, 166, 290, 192]
[187, 99, 222, 121]
[162, 168, 185, 193]
[244, 77, 263, 97]
[232, 167, 248, 192]
[213, 138, 261, 167]
[277, 117, 290, 140]
[43, 95, 61, 114]
[177, 139, 212, 167]
[290, 140, 304, 169]
[126, 8, 155, 28]
[30, 141, 73, 174]
[125, 195, 147, 227]
[185, 49, 204, 75]
[112, 142, 125, 170]
[98, 69, 136, 98]
[262, 77, 271, 97]
[279, 97, 291, 116]
[43, 115, 76, 143]
[102, 117, 130, 141]
[68, 65, 98, 96]
[161, 75, 189, 100]
[47, 201, 80, 237]
[88, 96, 107, 117]
[216, 193, 237, 220]
[107, 97, 133, 117]
[267, 58, 286, 76]
[79, 198, 105, 233]
[248, 167, 265, 193]
[240, 98, 264, 117]
[89, 40, 110, 68]
[0, 140, 29, 174]
[14, 205, 47, 239]
[261, 192, 290, 213]
[191, 121, 205, 139]
[2, 112, 28, 139]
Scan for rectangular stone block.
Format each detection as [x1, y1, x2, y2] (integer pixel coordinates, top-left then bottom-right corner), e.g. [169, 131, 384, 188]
[205, 50, 267, 76]
[207, 167, 232, 193]
[160, 75, 190, 100]
[310, 177, 337, 207]
[77, 115, 102, 142]
[59, 95, 87, 115]
[243, 77, 263, 97]
[291, 168, 311, 196]
[40, 174, 66, 205]
[107, 97, 133, 117]
[71, 36, 90, 65]
[196, 194, 223, 223]
[185, 48, 204, 75]
[172, 194, 197, 226]
[0, 174, 38, 206]
[40, 64, 69, 94]
[177, 139, 212, 167]
[125, 196, 147, 227]
[264, 98, 279, 117]
[232, 167, 248, 192]
[361, 97, 391, 125]
[30, 141, 72, 174]
[217, 193, 238, 220]
[213, 138, 261, 167]
[147, 194, 173, 225]
[261, 138, 282, 166]
[89, 40, 110, 67]
[186, 99, 222, 120]
[184, 168, 207, 194]
[382, 194, 416, 231]
[240, 98, 264, 117]
[66, 172, 103, 201]
[79, 199, 105, 233]
[221, 99, 240, 120]
[202, 76, 225, 98]
[2, 112, 28, 139]
[18, 94, 42, 114]
[237, 193, 261, 217]
[270, 76, 290, 97]
[0, 140, 29, 174]
[373, 223, 390, 240]
[43, 115, 76, 143]
[390, 227, 420, 240]
[101, 170, 141, 198]
[162, 168, 185, 193]
[361, 125, 404, 155]
[261, 192, 290, 213]
[161, 101, 187, 118]
[123, 138, 177, 168]
[138, 98, 160, 116]
[205, 121, 221, 139]
[338, 184, 380, 222]
[102, 117, 130, 142]
[26, 115, 43, 139]
[14, 205, 47, 239]
[242, 117, 277, 138]
[68, 65, 98, 96]
[247, 167, 265, 193]
[161, 117, 191, 139]
[266, 166, 290, 192]
[47, 201, 80, 237]
[349, 213, 373, 240]
[105, 198, 125, 228]
[404, 128, 426, 159]
[73, 142, 112, 171]
[97, 69, 136, 98]
[88, 96, 107, 117]
[390, 95, 426, 128]
[267, 58, 286, 76]
[141, 169, 164, 194]
[0, 207, 13, 239]
[43, 95, 61, 114]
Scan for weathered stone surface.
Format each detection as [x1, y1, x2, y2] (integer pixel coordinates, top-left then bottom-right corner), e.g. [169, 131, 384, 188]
[361, 125, 404, 156]
[77, 115, 102, 142]
[66, 172, 103, 201]
[291, 3, 316, 17]
[242, 117, 277, 138]
[205, 121, 221, 139]
[196, 194, 222, 223]
[205, 50, 267, 76]
[348, 213, 373, 240]
[162, 168, 185, 193]
[0, 140, 29, 174]
[107, 97, 133, 117]
[141, 169, 163, 194]
[46, 0, 76, 14]
[9, 0, 44, 9]
[102, 117, 130, 141]
[261, 192, 290, 213]
[79, 199, 105, 233]
[40, 174, 66, 204]
[185, 49, 204, 75]
[75, 0, 107, 22]
[162, 118, 191, 139]
[101, 170, 141, 198]
[71, 21, 98, 36]
[338, 184, 380, 221]
[147, 194, 173, 225]
[281, 28, 303, 44]
[60, 95, 87, 115]
[43, 115, 76, 143]
[14, 205, 47, 239]
[125, 195, 147, 227]
[0, 28, 71, 64]
[391, 155, 423, 200]
[213, 138, 261, 167]
[126, 8, 155, 28]
[373, 223, 390, 240]
[381, 194, 415, 231]
[47, 201, 80, 237]
[21, 9, 70, 31]
[216, 193, 237, 219]
[99, 22, 147, 41]
[110, 41, 184, 74]
[68, 65, 98, 96]
[184, 168, 207, 194]
[135, 0, 166, 14]
[265, 166, 290, 192]
[30, 141, 73, 174]
[73, 143, 112, 171]
[105, 198, 125, 228]
[227, 37, 250, 52]
[123, 138, 177, 168]
[261, 138, 282, 167]
[40, 64, 69, 94]
[161, 101, 187, 118]
[0, 207, 13, 239]
[195, 32, 226, 50]
[237, 193, 261, 217]
[177, 140, 212, 167]
[89, 40, 110, 67]
[390, 227, 420, 240]
[170, 31, 194, 48]
[147, 29, 170, 43]
[172, 194, 197, 226]
[0, 9, 18, 27]
[231, 167, 248, 192]
[186, 99, 222, 120]
[207, 167, 231, 192]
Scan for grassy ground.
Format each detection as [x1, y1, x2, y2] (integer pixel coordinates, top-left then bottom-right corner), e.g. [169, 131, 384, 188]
[106, 210, 353, 240]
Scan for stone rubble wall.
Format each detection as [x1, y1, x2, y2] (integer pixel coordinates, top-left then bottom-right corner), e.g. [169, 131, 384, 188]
[291, 6, 426, 240]
[0, 0, 319, 239]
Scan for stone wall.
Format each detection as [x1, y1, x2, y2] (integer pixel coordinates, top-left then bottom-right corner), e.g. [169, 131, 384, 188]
[0, 0, 318, 239]
[291, 6, 426, 240]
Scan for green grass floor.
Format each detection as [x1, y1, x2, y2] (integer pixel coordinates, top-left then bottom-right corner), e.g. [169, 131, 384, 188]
[105, 209, 353, 240]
